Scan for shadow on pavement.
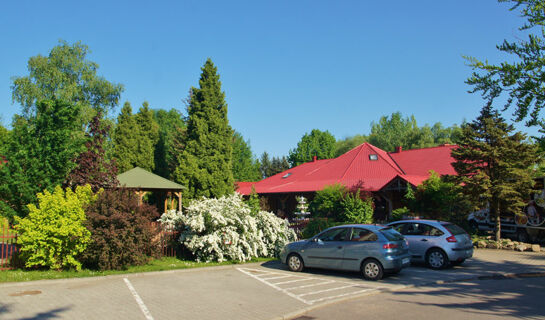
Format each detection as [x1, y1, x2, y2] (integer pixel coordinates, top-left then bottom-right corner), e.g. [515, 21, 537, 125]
[388, 277, 545, 319]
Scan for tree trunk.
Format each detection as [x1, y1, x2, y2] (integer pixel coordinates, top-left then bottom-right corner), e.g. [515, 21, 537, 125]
[494, 200, 501, 241]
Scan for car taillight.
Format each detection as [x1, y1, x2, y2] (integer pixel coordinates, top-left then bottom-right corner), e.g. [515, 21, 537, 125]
[383, 243, 398, 249]
[446, 235, 457, 243]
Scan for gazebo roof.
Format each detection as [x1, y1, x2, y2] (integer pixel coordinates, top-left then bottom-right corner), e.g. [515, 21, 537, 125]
[117, 167, 185, 191]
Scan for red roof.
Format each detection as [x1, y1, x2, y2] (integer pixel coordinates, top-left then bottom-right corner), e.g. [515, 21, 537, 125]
[237, 143, 457, 195]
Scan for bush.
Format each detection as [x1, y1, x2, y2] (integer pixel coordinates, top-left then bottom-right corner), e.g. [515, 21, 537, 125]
[81, 188, 160, 270]
[309, 184, 375, 223]
[390, 207, 411, 222]
[308, 184, 347, 219]
[301, 218, 339, 239]
[15, 185, 95, 271]
[340, 189, 374, 223]
[175, 194, 296, 262]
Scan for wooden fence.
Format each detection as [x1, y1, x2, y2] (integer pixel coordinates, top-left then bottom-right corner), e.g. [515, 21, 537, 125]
[0, 222, 180, 271]
[0, 223, 17, 271]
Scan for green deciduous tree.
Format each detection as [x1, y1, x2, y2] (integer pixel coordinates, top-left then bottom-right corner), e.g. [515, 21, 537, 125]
[232, 132, 261, 182]
[0, 100, 85, 219]
[452, 106, 538, 240]
[334, 135, 368, 157]
[288, 129, 336, 166]
[173, 59, 234, 201]
[11, 40, 123, 123]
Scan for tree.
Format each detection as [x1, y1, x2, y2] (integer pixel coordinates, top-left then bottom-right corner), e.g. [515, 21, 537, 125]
[0, 100, 84, 218]
[173, 59, 234, 201]
[368, 112, 421, 152]
[288, 129, 336, 166]
[113, 102, 139, 173]
[334, 135, 368, 157]
[232, 132, 261, 182]
[65, 113, 118, 192]
[260, 152, 290, 178]
[260, 152, 273, 178]
[11, 40, 123, 123]
[134, 102, 159, 172]
[407, 171, 467, 222]
[465, 0, 545, 129]
[0, 122, 8, 154]
[451, 106, 538, 240]
[153, 108, 186, 179]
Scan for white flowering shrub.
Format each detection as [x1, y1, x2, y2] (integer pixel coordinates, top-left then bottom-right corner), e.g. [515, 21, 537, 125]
[174, 194, 296, 262]
[158, 209, 184, 231]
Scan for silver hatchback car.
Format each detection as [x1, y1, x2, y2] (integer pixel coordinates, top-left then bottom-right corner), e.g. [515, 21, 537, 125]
[279, 224, 411, 280]
[387, 220, 473, 269]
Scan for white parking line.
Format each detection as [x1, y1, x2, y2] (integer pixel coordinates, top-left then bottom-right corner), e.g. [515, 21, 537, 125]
[284, 281, 334, 290]
[297, 285, 355, 297]
[237, 267, 381, 305]
[307, 288, 373, 304]
[260, 275, 293, 281]
[275, 278, 314, 285]
[123, 278, 154, 320]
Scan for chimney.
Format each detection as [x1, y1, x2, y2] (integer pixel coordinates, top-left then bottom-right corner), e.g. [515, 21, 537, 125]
[395, 146, 403, 153]
[313, 156, 317, 162]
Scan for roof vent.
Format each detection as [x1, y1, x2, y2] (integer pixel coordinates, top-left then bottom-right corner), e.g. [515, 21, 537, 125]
[369, 154, 378, 161]
[282, 173, 292, 179]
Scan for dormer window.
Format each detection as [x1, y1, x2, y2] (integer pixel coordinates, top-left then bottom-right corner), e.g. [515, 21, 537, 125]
[282, 173, 292, 179]
[369, 154, 378, 161]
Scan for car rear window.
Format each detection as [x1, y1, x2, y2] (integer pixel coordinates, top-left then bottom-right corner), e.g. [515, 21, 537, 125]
[379, 227, 404, 241]
[441, 223, 466, 235]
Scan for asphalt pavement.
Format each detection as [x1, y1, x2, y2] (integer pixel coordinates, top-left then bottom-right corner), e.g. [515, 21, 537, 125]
[0, 249, 543, 320]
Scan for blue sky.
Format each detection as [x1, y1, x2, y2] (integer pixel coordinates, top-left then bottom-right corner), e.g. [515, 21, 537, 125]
[0, 0, 536, 157]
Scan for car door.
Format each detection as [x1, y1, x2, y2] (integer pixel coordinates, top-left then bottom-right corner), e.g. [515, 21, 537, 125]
[302, 227, 348, 269]
[403, 222, 440, 260]
[341, 227, 380, 271]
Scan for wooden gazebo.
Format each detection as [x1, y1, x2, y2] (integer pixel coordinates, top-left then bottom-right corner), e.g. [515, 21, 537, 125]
[117, 167, 186, 212]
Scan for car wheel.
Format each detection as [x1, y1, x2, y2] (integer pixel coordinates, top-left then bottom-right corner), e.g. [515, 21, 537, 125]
[426, 248, 449, 269]
[287, 254, 304, 272]
[362, 259, 384, 281]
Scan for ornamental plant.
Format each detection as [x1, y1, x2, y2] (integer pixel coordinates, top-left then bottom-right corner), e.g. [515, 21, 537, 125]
[15, 185, 95, 271]
[81, 188, 160, 270]
[169, 194, 295, 262]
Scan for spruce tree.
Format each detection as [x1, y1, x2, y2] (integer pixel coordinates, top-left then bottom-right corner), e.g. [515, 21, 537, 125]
[134, 102, 159, 172]
[232, 131, 261, 182]
[174, 59, 234, 201]
[113, 102, 138, 173]
[452, 106, 538, 240]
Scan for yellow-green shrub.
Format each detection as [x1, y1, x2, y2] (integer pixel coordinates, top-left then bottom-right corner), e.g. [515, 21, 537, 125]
[16, 185, 96, 271]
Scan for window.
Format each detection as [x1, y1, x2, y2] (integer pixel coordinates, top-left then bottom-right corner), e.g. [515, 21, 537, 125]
[350, 228, 378, 242]
[282, 173, 292, 179]
[441, 223, 466, 236]
[369, 154, 378, 161]
[390, 223, 405, 234]
[379, 227, 404, 241]
[404, 223, 443, 236]
[318, 228, 349, 242]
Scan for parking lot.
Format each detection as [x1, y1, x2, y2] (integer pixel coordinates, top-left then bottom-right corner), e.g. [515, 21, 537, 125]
[0, 249, 544, 320]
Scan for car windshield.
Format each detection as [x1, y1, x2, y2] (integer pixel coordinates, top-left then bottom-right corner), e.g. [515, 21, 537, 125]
[379, 227, 404, 241]
[441, 223, 466, 235]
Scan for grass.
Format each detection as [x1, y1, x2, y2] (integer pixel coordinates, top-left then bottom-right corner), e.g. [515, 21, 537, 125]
[0, 256, 276, 283]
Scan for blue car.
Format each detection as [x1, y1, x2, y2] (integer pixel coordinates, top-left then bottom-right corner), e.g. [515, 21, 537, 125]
[387, 220, 474, 269]
[279, 224, 410, 280]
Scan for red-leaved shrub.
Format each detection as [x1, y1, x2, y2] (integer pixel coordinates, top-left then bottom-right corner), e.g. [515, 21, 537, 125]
[81, 188, 160, 270]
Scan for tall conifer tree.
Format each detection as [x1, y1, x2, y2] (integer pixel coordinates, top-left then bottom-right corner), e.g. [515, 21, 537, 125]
[174, 59, 234, 201]
[452, 106, 538, 240]
[135, 102, 159, 172]
[113, 102, 138, 173]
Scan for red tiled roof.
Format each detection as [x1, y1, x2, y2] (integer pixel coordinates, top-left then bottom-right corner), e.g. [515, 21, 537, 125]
[237, 143, 457, 195]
